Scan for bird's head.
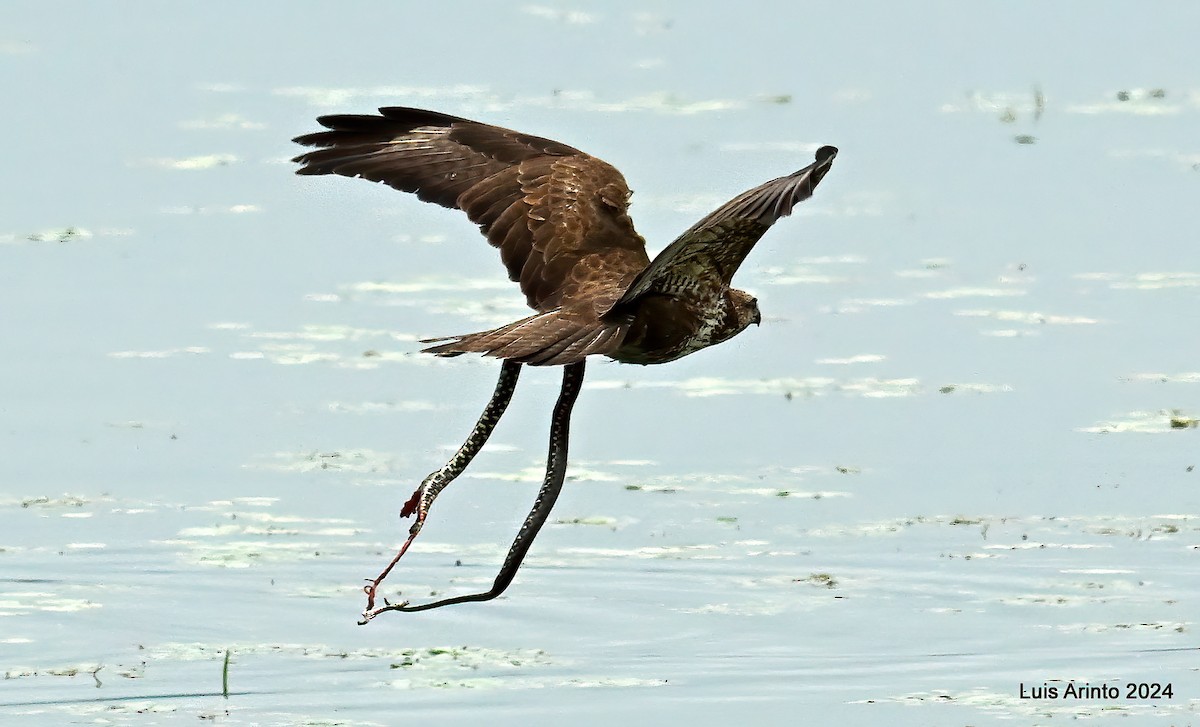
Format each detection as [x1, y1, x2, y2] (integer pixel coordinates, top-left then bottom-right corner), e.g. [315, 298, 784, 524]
[726, 288, 762, 334]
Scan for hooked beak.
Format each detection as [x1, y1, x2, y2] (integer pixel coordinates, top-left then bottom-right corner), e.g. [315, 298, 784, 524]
[752, 309, 762, 326]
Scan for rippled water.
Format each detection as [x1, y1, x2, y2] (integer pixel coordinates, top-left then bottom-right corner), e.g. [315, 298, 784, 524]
[3, 2, 1199, 725]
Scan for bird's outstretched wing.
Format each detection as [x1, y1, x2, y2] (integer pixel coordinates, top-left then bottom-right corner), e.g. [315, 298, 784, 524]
[606, 145, 837, 312]
[293, 107, 651, 314]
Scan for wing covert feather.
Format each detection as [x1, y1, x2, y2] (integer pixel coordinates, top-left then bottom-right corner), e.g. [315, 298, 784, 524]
[293, 107, 651, 312]
[608, 145, 837, 310]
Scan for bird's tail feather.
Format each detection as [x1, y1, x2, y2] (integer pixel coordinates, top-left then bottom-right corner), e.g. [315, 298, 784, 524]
[421, 309, 625, 366]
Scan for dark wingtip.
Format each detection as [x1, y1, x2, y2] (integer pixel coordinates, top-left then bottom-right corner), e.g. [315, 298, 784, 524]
[378, 106, 469, 125]
[291, 107, 470, 153]
[815, 145, 838, 163]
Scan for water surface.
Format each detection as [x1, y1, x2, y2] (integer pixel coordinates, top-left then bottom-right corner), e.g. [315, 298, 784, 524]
[3, 2, 1199, 725]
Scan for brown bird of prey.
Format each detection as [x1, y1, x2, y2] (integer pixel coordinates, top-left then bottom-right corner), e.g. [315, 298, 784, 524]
[293, 107, 836, 622]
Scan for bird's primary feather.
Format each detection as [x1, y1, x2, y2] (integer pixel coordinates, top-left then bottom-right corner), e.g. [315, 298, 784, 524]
[293, 108, 836, 366]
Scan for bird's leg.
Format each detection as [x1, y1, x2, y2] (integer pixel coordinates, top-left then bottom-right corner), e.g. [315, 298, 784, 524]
[360, 360, 522, 623]
[362, 360, 585, 618]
